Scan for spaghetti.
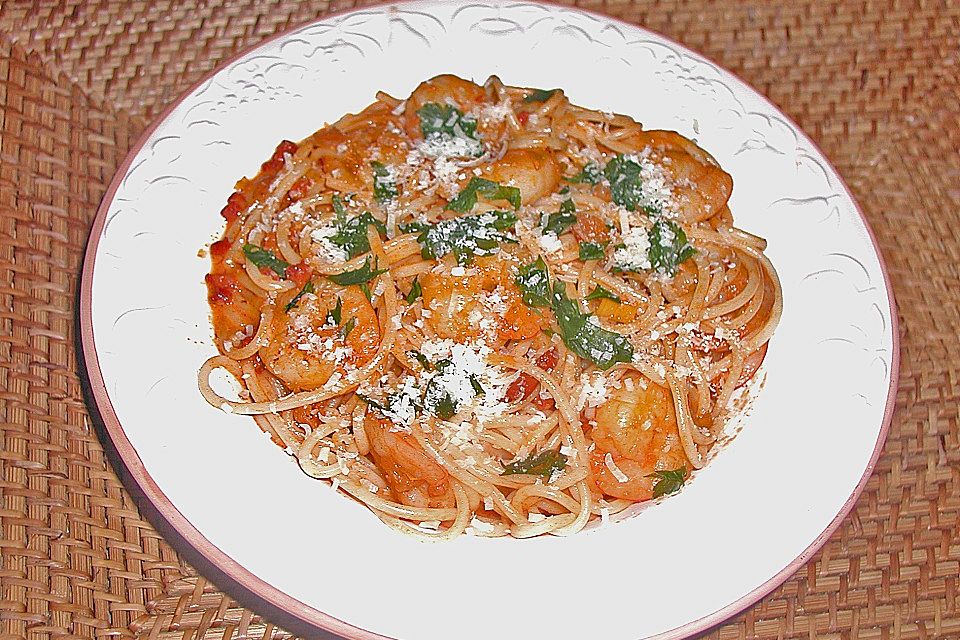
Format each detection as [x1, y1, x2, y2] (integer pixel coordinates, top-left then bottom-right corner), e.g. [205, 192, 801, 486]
[199, 74, 782, 539]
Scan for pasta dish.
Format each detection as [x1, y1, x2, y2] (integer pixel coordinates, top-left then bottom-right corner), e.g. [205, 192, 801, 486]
[199, 74, 782, 539]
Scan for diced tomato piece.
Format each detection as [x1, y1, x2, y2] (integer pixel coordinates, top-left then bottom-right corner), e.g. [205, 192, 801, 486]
[219, 192, 247, 222]
[502, 347, 560, 404]
[287, 176, 313, 203]
[261, 139, 298, 174]
[209, 238, 231, 259]
[285, 262, 312, 288]
[205, 273, 239, 304]
[518, 111, 530, 125]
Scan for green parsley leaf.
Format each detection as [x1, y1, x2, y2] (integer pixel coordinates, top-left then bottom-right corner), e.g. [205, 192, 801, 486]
[447, 177, 521, 213]
[284, 280, 315, 312]
[542, 199, 577, 236]
[514, 257, 551, 308]
[339, 316, 357, 339]
[414, 210, 518, 265]
[407, 350, 433, 371]
[578, 241, 606, 261]
[550, 281, 633, 370]
[398, 221, 430, 235]
[567, 162, 602, 185]
[326, 297, 343, 325]
[523, 88, 558, 103]
[359, 282, 372, 301]
[584, 285, 621, 303]
[332, 194, 347, 216]
[329, 211, 387, 260]
[327, 256, 388, 286]
[469, 374, 485, 396]
[242, 244, 289, 277]
[501, 449, 567, 478]
[355, 393, 387, 412]
[417, 102, 479, 140]
[648, 219, 695, 276]
[405, 276, 422, 303]
[371, 161, 397, 204]
[603, 154, 646, 211]
[648, 468, 687, 498]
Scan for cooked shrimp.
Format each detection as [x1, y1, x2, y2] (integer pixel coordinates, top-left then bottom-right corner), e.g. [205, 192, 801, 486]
[420, 254, 543, 344]
[589, 373, 688, 500]
[403, 74, 488, 139]
[365, 416, 456, 509]
[259, 283, 381, 391]
[482, 148, 561, 205]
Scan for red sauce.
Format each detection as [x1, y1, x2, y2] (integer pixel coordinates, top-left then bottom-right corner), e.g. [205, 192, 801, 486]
[503, 347, 559, 408]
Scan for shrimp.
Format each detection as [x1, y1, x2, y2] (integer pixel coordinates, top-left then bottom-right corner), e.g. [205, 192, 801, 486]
[589, 374, 688, 501]
[403, 74, 488, 139]
[481, 148, 561, 205]
[624, 130, 732, 223]
[420, 254, 543, 344]
[365, 415, 456, 508]
[259, 283, 381, 391]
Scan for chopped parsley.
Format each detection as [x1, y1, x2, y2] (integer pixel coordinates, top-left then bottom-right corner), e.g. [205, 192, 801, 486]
[326, 297, 343, 325]
[567, 162, 602, 185]
[371, 161, 397, 204]
[523, 88, 559, 103]
[339, 316, 357, 339]
[501, 449, 567, 478]
[603, 154, 647, 211]
[447, 177, 521, 213]
[398, 221, 430, 235]
[648, 468, 687, 498]
[550, 281, 633, 370]
[284, 280, 315, 312]
[578, 241, 606, 261]
[541, 199, 577, 236]
[516, 261, 634, 370]
[327, 256, 388, 286]
[407, 350, 433, 371]
[242, 244, 289, 277]
[329, 210, 387, 260]
[405, 276, 422, 303]
[414, 210, 518, 265]
[417, 103, 483, 157]
[584, 285, 621, 303]
[514, 257, 551, 308]
[648, 218, 695, 276]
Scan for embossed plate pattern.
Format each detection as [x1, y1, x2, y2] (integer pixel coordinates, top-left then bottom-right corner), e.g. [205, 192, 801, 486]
[80, 2, 898, 639]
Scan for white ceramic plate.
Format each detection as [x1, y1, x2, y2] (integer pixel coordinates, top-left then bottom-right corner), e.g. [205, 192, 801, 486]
[80, 2, 898, 638]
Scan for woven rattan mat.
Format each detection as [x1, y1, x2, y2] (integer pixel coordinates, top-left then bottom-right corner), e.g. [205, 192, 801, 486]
[1, 1, 958, 638]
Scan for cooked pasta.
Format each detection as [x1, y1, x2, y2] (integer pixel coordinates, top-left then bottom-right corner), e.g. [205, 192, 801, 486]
[200, 74, 782, 539]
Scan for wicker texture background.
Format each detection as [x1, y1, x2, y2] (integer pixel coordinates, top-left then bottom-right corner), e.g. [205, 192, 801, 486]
[0, 1, 957, 638]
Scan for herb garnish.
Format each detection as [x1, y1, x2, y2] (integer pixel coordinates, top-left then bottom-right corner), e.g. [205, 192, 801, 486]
[567, 162, 602, 185]
[242, 244, 289, 277]
[407, 349, 433, 371]
[326, 297, 343, 325]
[584, 285, 621, 303]
[541, 199, 577, 236]
[578, 241, 606, 261]
[405, 276, 422, 303]
[339, 317, 357, 339]
[501, 449, 567, 478]
[329, 210, 387, 260]
[447, 177, 521, 213]
[414, 210, 518, 265]
[515, 259, 634, 369]
[648, 218, 695, 276]
[417, 103, 483, 157]
[285, 280, 315, 312]
[371, 161, 397, 204]
[550, 281, 633, 370]
[514, 257, 551, 308]
[648, 468, 687, 498]
[524, 88, 559, 103]
[327, 256, 388, 286]
[603, 154, 647, 211]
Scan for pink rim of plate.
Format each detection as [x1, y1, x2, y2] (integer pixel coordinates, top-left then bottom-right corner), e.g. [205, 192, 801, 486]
[78, 2, 901, 638]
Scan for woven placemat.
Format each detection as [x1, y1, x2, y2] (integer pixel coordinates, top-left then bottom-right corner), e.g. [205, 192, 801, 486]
[1, 1, 958, 638]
